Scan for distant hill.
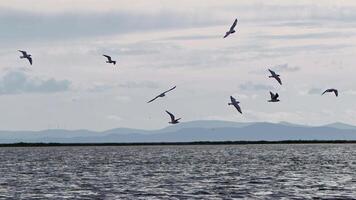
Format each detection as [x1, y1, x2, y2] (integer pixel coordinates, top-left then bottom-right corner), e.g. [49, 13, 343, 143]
[1, 120, 356, 143]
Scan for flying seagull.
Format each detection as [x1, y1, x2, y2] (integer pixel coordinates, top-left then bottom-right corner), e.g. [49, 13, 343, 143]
[103, 55, 116, 65]
[18, 50, 32, 65]
[322, 88, 338, 97]
[147, 86, 176, 103]
[166, 110, 181, 124]
[268, 69, 282, 85]
[228, 96, 242, 114]
[268, 91, 280, 102]
[223, 18, 238, 38]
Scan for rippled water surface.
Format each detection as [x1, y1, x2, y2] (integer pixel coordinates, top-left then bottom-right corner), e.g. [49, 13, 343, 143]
[1, 144, 356, 199]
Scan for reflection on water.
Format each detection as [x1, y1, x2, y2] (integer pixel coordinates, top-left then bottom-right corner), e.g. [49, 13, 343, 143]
[0, 144, 356, 199]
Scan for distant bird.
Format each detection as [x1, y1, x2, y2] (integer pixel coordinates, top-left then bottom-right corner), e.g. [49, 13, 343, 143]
[103, 55, 116, 65]
[268, 69, 282, 85]
[322, 89, 338, 97]
[223, 19, 238, 38]
[166, 110, 181, 124]
[228, 96, 242, 114]
[18, 50, 32, 65]
[268, 91, 280, 102]
[147, 86, 176, 103]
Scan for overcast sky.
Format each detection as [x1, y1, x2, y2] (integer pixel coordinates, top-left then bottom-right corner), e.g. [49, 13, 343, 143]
[1, 0, 356, 131]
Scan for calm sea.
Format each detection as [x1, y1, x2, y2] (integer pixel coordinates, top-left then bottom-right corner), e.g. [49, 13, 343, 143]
[0, 144, 355, 199]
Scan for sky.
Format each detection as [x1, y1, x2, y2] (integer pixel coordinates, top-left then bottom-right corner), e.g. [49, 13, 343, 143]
[1, 0, 356, 131]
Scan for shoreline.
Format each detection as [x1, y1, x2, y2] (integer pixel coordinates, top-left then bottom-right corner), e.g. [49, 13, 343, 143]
[1, 140, 356, 147]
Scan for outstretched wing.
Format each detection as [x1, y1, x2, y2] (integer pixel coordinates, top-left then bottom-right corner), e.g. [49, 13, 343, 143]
[163, 86, 176, 94]
[223, 32, 230, 38]
[275, 93, 279, 99]
[27, 56, 32, 65]
[230, 19, 237, 31]
[334, 89, 338, 97]
[147, 95, 159, 103]
[166, 110, 175, 121]
[103, 55, 112, 61]
[234, 104, 242, 114]
[230, 96, 236, 104]
[18, 50, 26, 56]
[268, 69, 276, 76]
[269, 91, 274, 98]
[275, 76, 282, 85]
[322, 89, 329, 95]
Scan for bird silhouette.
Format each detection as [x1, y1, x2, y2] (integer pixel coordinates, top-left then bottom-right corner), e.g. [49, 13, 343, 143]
[268, 69, 282, 85]
[18, 50, 32, 65]
[223, 19, 238, 38]
[147, 86, 176, 103]
[268, 91, 280, 102]
[228, 96, 242, 114]
[103, 55, 116, 65]
[322, 89, 338, 97]
[166, 110, 181, 124]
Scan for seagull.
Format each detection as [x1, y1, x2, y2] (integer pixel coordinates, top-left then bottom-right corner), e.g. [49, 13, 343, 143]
[166, 110, 181, 124]
[228, 96, 242, 114]
[147, 86, 176, 103]
[268, 69, 282, 85]
[18, 50, 32, 65]
[268, 91, 280, 102]
[322, 88, 338, 97]
[223, 18, 238, 38]
[103, 55, 116, 65]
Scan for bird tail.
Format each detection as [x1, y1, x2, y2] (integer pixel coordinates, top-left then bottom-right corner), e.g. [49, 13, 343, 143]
[20, 56, 25, 59]
[268, 76, 273, 78]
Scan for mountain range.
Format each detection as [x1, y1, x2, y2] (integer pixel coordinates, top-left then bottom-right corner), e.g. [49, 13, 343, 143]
[1, 121, 356, 143]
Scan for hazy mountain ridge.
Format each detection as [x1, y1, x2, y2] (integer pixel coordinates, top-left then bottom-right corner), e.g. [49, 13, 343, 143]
[1, 121, 356, 143]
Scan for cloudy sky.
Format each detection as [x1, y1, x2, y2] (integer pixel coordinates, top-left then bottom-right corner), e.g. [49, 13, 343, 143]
[1, 0, 356, 131]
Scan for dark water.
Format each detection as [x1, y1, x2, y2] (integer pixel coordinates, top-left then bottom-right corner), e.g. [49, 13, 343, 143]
[0, 144, 356, 199]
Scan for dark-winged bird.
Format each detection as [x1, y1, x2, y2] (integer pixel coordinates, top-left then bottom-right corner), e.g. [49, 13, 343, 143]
[166, 110, 181, 124]
[228, 96, 242, 114]
[103, 55, 116, 65]
[322, 88, 338, 97]
[223, 19, 238, 38]
[147, 86, 176, 103]
[18, 50, 32, 65]
[268, 91, 280, 102]
[268, 69, 282, 85]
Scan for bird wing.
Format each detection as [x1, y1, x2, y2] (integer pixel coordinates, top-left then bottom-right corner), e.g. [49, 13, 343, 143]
[275, 76, 282, 85]
[27, 57, 32, 65]
[166, 110, 175, 121]
[230, 96, 237, 104]
[147, 96, 159, 103]
[103, 55, 112, 61]
[234, 104, 242, 114]
[334, 90, 338, 97]
[322, 89, 329, 95]
[163, 86, 176, 94]
[18, 50, 26, 56]
[270, 91, 274, 98]
[268, 69, 276, 76]
[230, 19, 237, 30]
[223, 32, 230, 38]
